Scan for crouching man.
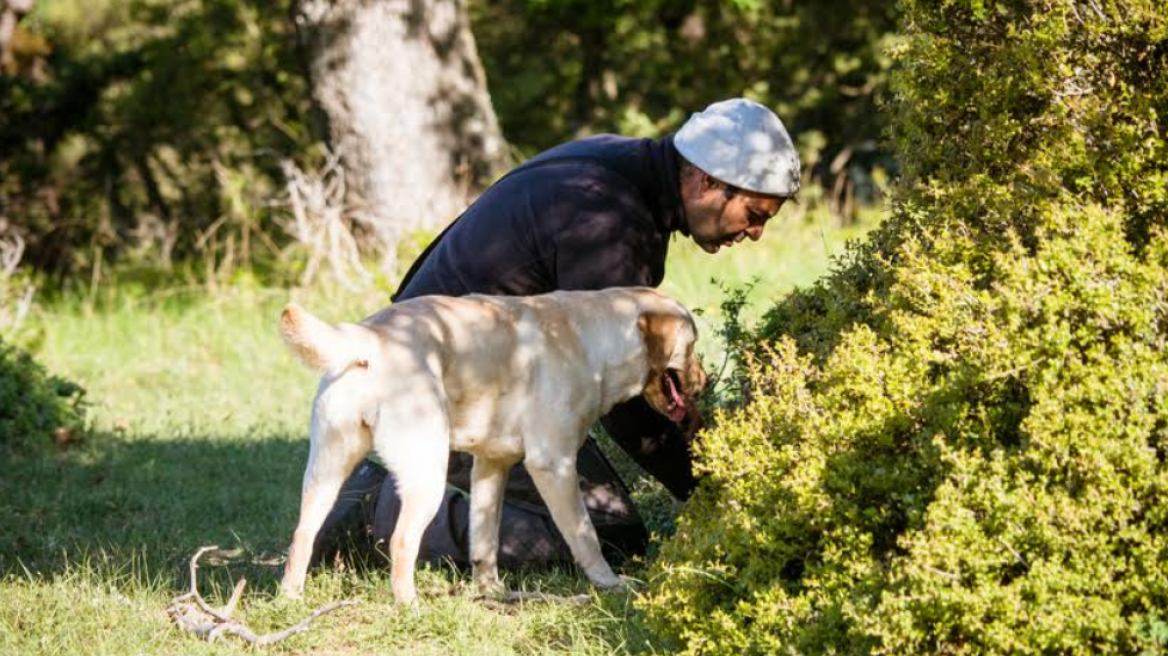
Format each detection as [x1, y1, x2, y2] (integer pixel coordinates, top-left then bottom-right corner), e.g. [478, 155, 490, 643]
[310, 98, 801, 570]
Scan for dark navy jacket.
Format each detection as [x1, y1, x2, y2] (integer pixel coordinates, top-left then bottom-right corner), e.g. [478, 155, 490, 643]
[395, 134, 688, 300]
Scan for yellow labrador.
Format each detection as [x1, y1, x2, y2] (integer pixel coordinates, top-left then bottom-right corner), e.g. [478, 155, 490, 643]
[278, 287, 706, 603]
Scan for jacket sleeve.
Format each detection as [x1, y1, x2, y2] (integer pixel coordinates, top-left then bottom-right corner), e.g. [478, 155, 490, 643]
[550, 182, 660, 291]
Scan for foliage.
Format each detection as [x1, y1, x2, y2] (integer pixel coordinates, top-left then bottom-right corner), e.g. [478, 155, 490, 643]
[0, 335, 86, 454]
[472, 0, 899, 209]
[641, 0, 1168, 653]
[0, 0, 312, 275]
[1, 0, 898, 279]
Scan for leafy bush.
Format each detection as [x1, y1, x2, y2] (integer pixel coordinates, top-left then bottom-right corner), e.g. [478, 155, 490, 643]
[0, 337, 87, 454]
[640, 1, 1168, 653]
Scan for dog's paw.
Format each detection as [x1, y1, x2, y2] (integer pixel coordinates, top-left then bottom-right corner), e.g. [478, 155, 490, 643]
[471, 566, 505, 597]
[474, 577, 507, 599]
[584, 563, 625, 591]
[278, 583, 304, 601]
[391, 584, 420, 607]
[277, 581, 303, 597]
[598, 577, 629, 593]
[396, 596, 421, 609]
[595, 574, 643, 596]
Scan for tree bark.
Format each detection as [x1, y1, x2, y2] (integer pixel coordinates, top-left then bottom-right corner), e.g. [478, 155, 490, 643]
[0, 0, 34, 72]
[293, 0, 508, 263]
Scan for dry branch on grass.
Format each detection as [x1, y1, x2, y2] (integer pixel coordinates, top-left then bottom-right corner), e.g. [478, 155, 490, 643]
[166, 545, 358, 647]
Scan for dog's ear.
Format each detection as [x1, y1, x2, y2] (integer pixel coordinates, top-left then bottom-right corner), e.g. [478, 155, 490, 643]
[638, 312, 687, 372]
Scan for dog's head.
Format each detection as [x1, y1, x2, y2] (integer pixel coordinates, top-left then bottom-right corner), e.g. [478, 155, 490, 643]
[638, 308, 707, 425]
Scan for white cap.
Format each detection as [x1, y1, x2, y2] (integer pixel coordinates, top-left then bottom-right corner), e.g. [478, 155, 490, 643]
[674, 98, 801, 197]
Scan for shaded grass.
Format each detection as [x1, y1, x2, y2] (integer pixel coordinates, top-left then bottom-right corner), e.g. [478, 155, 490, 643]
[1, 431, 303, 576]
[1, 206, 878, 654]
[0, 424, 658, 655]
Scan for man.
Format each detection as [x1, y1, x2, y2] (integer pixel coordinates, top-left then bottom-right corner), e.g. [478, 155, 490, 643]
[310, 97, 801, 570]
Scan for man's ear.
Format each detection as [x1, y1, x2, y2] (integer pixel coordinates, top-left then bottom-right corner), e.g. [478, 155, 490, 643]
[701, 171, 720, 192]
[638, 312, 686, 371]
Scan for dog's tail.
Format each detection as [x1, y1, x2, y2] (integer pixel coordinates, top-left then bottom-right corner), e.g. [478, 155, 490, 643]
[280, 302, 367, 375]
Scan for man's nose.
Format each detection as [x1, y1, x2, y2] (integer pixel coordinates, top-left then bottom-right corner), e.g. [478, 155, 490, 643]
[746, 224, 765, 241]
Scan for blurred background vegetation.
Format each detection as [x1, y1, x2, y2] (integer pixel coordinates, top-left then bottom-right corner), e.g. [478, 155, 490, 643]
[0, 0, 897, 287]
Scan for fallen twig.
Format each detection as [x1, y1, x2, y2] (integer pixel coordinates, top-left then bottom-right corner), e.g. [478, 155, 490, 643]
[166, 545, 358, 647]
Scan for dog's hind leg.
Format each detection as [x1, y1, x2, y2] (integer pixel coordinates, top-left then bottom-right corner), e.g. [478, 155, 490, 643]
[468, 456, 512, 594]
[524, 456, 624, 590]
[281, 409, 371, 598]
[375, 398, 450, 605]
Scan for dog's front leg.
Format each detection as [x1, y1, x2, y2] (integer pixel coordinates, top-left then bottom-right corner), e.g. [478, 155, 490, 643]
[524, 457, 624, 590]
[468, 456, 512, 595]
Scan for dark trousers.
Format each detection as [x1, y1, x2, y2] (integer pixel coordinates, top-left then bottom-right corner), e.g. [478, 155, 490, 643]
[311, 396, 697, 569]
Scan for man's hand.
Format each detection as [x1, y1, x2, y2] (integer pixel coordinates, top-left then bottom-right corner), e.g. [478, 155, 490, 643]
[682, 408, 706, 443]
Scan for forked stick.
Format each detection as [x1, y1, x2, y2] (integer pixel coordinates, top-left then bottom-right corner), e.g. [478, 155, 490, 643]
[166, 545, 358, 646]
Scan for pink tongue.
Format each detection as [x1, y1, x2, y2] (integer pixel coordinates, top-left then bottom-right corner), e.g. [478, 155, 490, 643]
[665, 373, 687, 422]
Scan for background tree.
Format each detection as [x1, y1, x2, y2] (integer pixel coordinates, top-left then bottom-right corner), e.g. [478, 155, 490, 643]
[0, 0, 34, 71]
[292, 0, 509, 265]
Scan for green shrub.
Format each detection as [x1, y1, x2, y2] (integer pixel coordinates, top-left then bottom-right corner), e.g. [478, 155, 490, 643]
[640, 1, 1168, 653]
[0, 337, 87, 454]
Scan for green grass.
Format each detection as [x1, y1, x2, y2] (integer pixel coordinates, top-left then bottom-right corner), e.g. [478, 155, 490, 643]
[0, 206, 878, 655]
[659, 205, 881, 321]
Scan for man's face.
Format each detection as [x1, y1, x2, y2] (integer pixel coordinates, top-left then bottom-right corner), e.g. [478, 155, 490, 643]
[682, 173, 786, 254]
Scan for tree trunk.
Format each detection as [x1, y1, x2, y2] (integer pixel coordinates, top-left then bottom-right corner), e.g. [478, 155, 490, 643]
[293, 0, 508, 264]
[0, 0, 34, 72]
